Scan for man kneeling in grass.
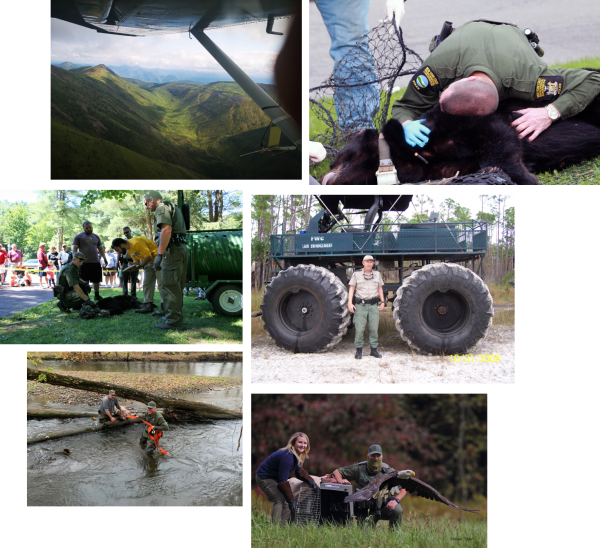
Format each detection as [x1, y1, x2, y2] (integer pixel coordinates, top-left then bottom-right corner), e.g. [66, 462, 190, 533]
[55, 251, 98, 314]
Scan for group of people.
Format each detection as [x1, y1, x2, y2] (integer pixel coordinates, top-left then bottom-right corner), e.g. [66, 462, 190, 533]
[0, 191, 188, 330]
[0, 244, 23, 286]
[256, 432, 405, 530]
[54, 191, 189, 330]
[97, 390, 169, 454]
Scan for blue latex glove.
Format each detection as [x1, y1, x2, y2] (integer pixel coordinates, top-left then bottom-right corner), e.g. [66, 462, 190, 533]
[403, 119, 431, 147]
[153, 254, 164, 272]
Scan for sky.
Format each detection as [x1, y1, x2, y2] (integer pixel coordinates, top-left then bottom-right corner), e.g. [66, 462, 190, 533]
[51, 17, 291, 81]
[249, 195, 514, 238]
[397, 195, 512, 221]
[1, 191, 41, 205]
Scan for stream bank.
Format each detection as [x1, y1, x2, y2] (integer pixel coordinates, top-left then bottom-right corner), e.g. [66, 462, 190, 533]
[28, 370, 242, 406]
[30, 350, 243, 362]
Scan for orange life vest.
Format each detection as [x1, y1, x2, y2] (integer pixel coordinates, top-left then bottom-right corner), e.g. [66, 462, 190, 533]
[124, 415, 169, 455]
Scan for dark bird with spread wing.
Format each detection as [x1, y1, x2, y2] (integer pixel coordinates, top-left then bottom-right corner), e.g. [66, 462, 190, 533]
[343, 469, 479, 513]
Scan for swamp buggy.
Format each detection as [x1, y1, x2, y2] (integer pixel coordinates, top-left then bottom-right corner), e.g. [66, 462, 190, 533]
[257, 195, 493, 355]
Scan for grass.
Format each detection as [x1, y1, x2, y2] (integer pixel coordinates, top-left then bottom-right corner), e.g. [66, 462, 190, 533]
[252, 493, 487, 548]
[0, 289, 242, 345]
[310, 56, 600, 184]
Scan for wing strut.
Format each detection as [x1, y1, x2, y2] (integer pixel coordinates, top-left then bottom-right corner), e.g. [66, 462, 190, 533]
[190, 27, 301, 151]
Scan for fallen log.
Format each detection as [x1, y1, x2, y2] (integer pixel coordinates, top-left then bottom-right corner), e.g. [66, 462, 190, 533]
[27, 417, 141, 445]
[27, 408, 97, 419]
[27, 368, 241, 419]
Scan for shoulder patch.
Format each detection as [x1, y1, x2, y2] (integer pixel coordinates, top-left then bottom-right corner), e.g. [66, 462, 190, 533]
[411, 66, 441, 95]
[535, 76, 564, 101]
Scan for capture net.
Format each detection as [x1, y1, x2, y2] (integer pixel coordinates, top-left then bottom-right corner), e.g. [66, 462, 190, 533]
[310, 18, 423, 155]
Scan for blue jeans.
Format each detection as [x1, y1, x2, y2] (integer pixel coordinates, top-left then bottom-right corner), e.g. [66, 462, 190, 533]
[315, 0, 379, 131]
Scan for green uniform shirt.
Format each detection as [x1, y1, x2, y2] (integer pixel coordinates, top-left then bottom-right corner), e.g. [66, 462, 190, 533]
[57, 262, 81, 289]
[139, 411, 169, 438]
[337, 461, 396, 508]
[392, 22, 600, 123]
[153, 200, 187, 240]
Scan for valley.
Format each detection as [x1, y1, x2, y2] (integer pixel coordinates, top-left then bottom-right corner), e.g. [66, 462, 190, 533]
[51, 64, 299, 179]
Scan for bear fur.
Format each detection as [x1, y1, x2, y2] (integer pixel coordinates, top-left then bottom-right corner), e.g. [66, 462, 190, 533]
[96, 294, 146, 316]
[323, 84, 600, 185]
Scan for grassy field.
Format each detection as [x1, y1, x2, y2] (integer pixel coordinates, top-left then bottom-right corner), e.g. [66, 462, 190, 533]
[310, 56, 600, 184]
[0, 289, 242, 345]
[252, 493, 487, 548]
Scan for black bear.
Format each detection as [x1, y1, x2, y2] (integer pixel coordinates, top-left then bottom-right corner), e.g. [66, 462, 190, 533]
[323, 86, 600, 185]
[96, 295, 146, 316]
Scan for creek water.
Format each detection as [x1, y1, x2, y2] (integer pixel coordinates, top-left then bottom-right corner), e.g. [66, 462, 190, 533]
[27, 359, 243, 378]
[27, 375, 243, 506]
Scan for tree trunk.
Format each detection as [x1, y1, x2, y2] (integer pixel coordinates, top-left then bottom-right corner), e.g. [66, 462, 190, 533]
[27, 408, 97, 419]
[27, 368, 242, 419]
[27, 417, 141, 445]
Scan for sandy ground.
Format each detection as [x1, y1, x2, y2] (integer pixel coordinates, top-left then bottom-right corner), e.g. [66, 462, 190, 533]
[251, 325, 514, 384]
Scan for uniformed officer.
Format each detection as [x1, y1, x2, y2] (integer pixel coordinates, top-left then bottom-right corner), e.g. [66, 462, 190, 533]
[143, 191, 189, 330]
[348, 255, 385, 359]
[55, 251, 98, 314]
[332, 444, 406, 529]
[393, 21, 600, 145]
[137, 401, 169, 454]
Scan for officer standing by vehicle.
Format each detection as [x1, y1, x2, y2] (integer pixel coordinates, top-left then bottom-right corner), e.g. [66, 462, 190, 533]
[143, 191, 188, 330]
[348, 255, 385, 359]
[55, 251, 98, 314]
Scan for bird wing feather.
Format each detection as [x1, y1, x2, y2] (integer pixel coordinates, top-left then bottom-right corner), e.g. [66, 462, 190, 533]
[343, 471, 397, 502]
[344, 475, 479, 513]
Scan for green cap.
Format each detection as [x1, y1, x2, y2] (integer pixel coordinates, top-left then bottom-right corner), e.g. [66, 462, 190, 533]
[144, 190, 162, 201]
[368, 444, 383, 455]
[73, 252, 86, 260]
[147, 401, 157, 408]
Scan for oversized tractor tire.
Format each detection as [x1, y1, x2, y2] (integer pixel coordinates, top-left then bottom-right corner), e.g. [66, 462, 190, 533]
[393, 263, 493, 355]
[260, 264, 350, 353]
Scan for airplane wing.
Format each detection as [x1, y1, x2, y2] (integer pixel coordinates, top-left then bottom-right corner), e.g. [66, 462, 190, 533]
[52, 0, 293, 35]
[52, 0, 301, 151]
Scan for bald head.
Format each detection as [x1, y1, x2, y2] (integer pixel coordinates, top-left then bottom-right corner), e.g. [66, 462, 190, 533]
[440, 78, 499, 116]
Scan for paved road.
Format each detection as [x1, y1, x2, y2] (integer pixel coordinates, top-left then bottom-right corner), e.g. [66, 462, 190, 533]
[0, 284, 55, 318]
[310, 0, 600, 89]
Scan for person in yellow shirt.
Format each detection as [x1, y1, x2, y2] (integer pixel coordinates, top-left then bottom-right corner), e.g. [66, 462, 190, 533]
[111, 237, 163, 314]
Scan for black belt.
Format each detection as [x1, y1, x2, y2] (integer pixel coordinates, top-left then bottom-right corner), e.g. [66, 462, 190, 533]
[354, 297, 379, 305]
[156, 234, 187, 247]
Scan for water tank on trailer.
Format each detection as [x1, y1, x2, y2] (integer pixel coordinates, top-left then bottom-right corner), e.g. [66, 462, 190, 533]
[186, 229, 242, 284]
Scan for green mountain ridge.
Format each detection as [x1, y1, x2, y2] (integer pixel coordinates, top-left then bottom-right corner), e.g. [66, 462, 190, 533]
[51, 64, 299, 179]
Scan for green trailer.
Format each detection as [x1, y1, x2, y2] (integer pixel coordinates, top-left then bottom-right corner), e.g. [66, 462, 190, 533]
[185, 229, 243, 317]
[259, 195, 493, 355]
[175, 192, 242, 318]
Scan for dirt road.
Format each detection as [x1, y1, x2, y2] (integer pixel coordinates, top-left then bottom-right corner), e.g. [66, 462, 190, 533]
[252, 325, 514, 384]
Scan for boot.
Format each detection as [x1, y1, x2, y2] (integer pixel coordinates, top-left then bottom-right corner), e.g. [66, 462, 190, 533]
[135, 302, 154, 314]
[152, 305, 165, 317]
[57, 301, 71, 314]
[370, 347, 382, 358]
[355, 347, 362, 360]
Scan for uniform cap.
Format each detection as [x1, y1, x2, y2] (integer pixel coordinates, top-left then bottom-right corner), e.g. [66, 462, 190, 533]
[144, 191, 163, 201]
[368, 444, 383, 455]
[363, 255, 375, 262]
[73, 252, 86, 260]
[108, 390, 116, 395]
[147, 401, 157, 408]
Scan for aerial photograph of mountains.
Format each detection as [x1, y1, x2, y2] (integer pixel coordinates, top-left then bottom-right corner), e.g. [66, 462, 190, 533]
[50, 1, 301, 180]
